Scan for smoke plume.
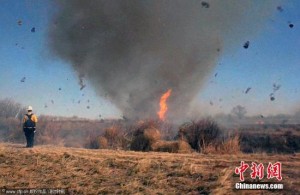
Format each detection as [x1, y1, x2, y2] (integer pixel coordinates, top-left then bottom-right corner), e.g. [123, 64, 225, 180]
[49, 0, 280, 121]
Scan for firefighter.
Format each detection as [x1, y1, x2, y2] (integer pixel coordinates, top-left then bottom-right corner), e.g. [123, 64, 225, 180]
[23, 106, 38, 148]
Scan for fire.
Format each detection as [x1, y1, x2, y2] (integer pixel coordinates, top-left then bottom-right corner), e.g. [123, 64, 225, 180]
[157, 89, 172, 121]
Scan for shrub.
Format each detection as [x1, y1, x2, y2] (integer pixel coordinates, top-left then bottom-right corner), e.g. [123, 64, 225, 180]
[240, 131, 300, 154]
[0, 98, 26, 119]
[37, 120, 64, 146]
[143, 128, 161, 142]
[104, 126, 121, 147]
[86, 135, 100, 149]
[103, 126, 128, 149]
[85, 136, 109, 149]
[98, 136, 108, 149]
[0, 117, 23, 143]
[129, 120, 162, 151]
[85, 125, 129, 150]
[130, 133, 151, 151]
[178, 119, 220, 152]
[130, 127, 161, 151]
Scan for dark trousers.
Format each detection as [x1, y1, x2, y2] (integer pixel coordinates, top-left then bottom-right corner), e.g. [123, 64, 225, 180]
[24, 128, 35, 147]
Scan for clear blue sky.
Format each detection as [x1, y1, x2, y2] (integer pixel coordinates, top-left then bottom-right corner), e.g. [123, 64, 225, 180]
[0, 0, 300, 119]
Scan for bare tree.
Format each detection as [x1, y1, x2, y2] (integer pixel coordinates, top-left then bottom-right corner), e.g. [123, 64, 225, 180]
[231, 105, 247, 119]
[0, 99, 25, 119]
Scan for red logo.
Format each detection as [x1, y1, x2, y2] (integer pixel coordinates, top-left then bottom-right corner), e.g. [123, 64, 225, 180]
[250, 162, 264, 180]
[267, 162, 282, 181]
[235, 161, 282, 181]
[235, 161, 249, 181]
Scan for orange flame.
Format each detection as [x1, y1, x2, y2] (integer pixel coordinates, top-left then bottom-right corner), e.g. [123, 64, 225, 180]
[157, 89, 172, 121]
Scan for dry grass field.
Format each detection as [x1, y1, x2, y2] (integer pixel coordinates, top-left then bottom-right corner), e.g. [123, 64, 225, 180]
[0, 143, 299, 195]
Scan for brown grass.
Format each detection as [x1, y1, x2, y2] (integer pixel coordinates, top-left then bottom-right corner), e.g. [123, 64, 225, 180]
[98, 136, 108, 149]
[203, 134, 241, 155]
[220, 134, 241, 154]
[151, 140, 192, 153]
[0, 143, 299, 194]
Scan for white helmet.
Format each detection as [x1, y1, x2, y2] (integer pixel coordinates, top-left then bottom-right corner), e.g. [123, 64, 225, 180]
[27, 106, 33, 111]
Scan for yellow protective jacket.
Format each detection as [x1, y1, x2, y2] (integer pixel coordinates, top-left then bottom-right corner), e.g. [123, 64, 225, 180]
[23, 114, 38, 123]
[23, 114, 38, 129]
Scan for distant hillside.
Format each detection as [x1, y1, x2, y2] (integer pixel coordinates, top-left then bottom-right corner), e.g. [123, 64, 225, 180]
[0, 143, 299, 194]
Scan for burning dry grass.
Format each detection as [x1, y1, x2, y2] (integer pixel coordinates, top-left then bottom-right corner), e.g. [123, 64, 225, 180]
[0, 143, 299, 194]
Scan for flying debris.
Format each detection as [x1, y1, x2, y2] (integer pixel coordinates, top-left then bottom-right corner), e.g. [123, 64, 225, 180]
[79, 76, 86, 90]
[273, 83, 281, 92]
[245, 87, 251, 94]
[17, 20, 22, 26]
[80, 84, 86, 90]
[59, 88, 62, 91]
[122, 115, 128, 121]
[51, 100, 54, 104]
[277, 6, 283, 12]
[289, 23, 294, 28]
[31, 27, 36, 33]
[99, 114, 101, 118]
[87, 99, 90, 103]
[20, 77, 26, 82]
[201, 1, 210, 8]
[214, 73, 218, 77]
[87, 106, 90, 109]
[243, 41, 250, 49]
[210, 101, 213, 106]
[78, 100, 81, 104]
[269, 83, 280, 101]
[44, 104, 48, 108]
[260, 115, 264, 118]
